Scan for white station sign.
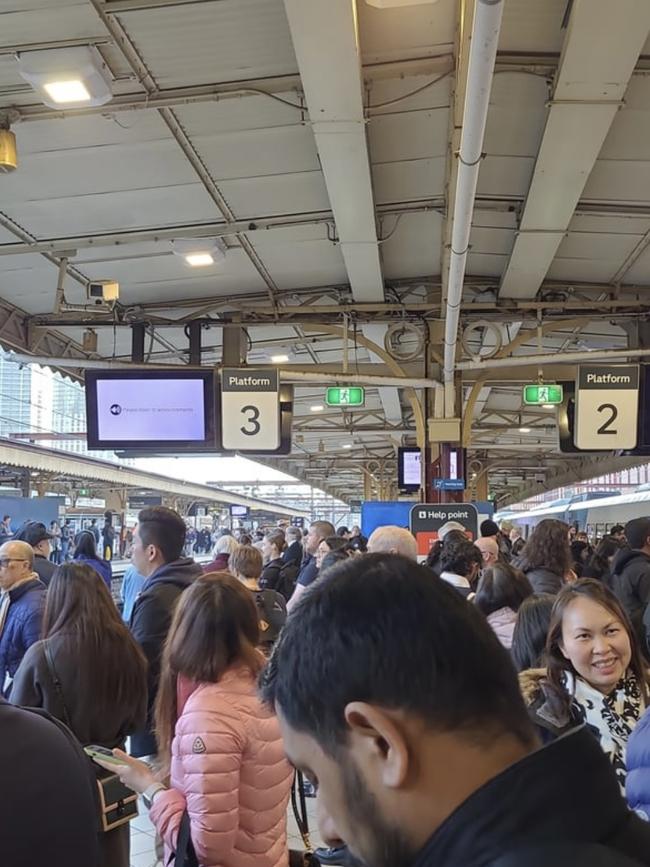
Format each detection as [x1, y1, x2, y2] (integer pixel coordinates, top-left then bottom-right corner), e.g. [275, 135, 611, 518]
[574, 365, 639, 450]
[221, 368, 280, 451]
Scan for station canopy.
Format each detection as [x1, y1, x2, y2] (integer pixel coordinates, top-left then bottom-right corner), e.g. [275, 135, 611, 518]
[1, 0, 650, 505]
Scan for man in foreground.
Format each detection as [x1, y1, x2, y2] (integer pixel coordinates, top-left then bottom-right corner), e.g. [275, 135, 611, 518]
[261, 554, 650, 867]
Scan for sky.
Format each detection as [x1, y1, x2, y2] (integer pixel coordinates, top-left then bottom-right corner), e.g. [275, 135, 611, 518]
[132, 454, 298, 485]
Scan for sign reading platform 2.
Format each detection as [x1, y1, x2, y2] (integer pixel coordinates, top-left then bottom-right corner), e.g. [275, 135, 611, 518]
[574, 365, 639, 451]
[221, 369, 280, 451]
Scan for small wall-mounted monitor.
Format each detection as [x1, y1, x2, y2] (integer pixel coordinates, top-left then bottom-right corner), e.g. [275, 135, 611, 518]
[398, 447, 421, 491]
[85, 369, 216, 452]
[230, 505, 249, 518]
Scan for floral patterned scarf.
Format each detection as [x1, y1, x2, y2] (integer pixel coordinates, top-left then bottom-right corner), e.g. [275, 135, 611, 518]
[565, 671, 644, 792]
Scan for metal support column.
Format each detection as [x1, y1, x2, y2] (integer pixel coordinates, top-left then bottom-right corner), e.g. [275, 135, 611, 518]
[188, 320, 202, 366]
[131, 323, 146, 363]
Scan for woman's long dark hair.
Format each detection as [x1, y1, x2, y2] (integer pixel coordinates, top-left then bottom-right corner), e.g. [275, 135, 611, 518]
[155, 572, 263, 767]
[546, 579, 649, 714]
[74, 530, 98, 559]
[583, 536, 619, 583]
[511, 594, 555, 672]
[474, 563, 533, 618]
[516, 519, 571, 578]
[43, 563, 146, 715]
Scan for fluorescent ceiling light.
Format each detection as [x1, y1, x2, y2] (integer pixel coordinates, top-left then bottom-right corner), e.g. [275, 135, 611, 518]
[172, 237, 227, 267]
[342, 443, 352, 449]
[185, 253, 214, 268]
[17, 47, 112, 109]
[310, 405, 324, 412]
[271, 354, 289, 363]
[518, 427, 532, 433]
[542, 404, 555, 409]
[44, 80, 91, 103]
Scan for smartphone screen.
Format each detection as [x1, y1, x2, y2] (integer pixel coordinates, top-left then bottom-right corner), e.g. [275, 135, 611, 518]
[84, 745, 125, 766]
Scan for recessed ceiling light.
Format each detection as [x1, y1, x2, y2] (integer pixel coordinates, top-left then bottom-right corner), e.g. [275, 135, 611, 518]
[44, 80, 91, 104]
[271, 354, 289, 363]
[17, 47, 113, 109]
[172, 238, 227, 267]
[185, 252, 214, 267]
[310, 405, 324, 412]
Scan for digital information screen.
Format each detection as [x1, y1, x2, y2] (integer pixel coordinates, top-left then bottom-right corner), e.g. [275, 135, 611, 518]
[398, 447, 421, 490]
[230, 505, 249, 518]
[85, 370, 215, 451]
[96, 378, 205, 441]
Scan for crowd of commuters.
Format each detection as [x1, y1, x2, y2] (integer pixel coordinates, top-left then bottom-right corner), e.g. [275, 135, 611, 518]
[7, 506, 650, 866]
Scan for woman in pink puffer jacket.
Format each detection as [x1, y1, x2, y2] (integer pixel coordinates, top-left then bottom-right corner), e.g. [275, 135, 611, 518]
[101, 572, 293, 867]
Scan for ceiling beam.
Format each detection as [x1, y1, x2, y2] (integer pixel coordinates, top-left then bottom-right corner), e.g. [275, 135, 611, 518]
[282, 0, 383, 304]
[499, 0, 650, 300]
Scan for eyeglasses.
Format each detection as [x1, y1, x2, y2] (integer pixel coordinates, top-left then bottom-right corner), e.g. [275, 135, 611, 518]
[0, 558, 28, 567]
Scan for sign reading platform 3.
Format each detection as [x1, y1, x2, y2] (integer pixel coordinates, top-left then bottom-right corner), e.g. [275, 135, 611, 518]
[221, 369, 280, 451]
[574, 365, 639, 451]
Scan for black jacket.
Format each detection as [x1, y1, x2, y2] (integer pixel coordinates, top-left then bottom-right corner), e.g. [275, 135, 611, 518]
[413, 728, 650, 867]
[0, 698, 99, 867]
[612, 549, 650, 642]
[283, 539, 303, 568]
[260, 557, 284, 592]
[33, 553, 56, 587]
[521, 565, 563, 595]
[129, 557, 203, 756]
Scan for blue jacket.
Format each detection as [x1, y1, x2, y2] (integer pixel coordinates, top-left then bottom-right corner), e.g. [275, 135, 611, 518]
[121, 565, 146, 622]
[74, 552, 112, 590]
[0, 577, 45, 695]
[627, 704, 650, 819]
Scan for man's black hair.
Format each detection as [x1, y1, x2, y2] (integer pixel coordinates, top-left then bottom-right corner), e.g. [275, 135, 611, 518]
[610, 524, 624, 536]
[480, 519, 499, 538]
[625, 517, 650, 551]
[440, 535, 482, 577]
[260, 554, 534, 755]
[138, 506, 186, 563]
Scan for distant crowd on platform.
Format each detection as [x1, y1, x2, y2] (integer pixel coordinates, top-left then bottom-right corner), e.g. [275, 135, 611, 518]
[6, 505, 650, 865]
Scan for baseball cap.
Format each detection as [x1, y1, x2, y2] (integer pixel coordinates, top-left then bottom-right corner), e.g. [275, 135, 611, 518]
[15, 521, 53, 546]
[438, 521, 466, 541]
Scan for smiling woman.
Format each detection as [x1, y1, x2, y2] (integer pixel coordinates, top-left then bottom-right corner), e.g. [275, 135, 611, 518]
[519, 579, 650, 791]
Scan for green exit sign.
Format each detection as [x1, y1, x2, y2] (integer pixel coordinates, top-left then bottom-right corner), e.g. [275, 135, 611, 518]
[326, 386, 365, 407]
[523, 384, 564, 405]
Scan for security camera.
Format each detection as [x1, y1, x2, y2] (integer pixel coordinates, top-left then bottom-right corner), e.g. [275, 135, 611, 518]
[87, 280, 119, 303]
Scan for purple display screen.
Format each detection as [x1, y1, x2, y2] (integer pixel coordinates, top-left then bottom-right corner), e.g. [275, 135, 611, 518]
[96, 378, 205, 441]
[85, 370, 215, 451]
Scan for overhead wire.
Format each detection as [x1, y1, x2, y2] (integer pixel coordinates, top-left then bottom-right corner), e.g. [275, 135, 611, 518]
[366, 70, 453, 110]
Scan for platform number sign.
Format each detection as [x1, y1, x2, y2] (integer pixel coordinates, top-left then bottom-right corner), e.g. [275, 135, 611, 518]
[574, 365, 639, 450]
[221, 369, 280, 451]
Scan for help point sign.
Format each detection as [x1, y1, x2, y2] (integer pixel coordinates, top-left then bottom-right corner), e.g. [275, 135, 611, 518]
[409, 503, 479, 557]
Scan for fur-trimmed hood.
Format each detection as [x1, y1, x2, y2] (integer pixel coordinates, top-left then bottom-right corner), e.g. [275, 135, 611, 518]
[518, 667, 547, 704]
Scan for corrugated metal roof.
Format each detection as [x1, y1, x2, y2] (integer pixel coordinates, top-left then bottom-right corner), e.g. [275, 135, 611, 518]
[118, 0, 298, 89]
[357, 0, 456, 65]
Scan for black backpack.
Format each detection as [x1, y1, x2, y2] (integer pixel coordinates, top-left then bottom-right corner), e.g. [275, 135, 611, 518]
[275, 561, 300, 601]
[254, 589, 287, 646]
